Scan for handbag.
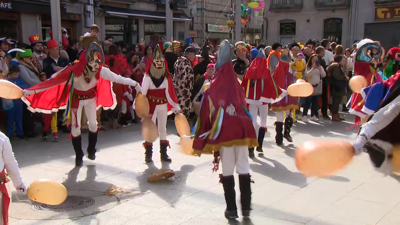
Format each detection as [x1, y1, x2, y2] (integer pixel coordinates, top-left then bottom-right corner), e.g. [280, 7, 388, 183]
[312, 77, 323, 96]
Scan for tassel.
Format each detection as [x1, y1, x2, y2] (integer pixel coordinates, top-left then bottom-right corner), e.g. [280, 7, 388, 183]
[68, 133, 72, 139]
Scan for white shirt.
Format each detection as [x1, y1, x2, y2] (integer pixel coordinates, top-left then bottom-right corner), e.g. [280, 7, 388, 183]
[50, 55, 59, 64]
[0, 132, 23, 188]
[323, 50, 334, 66]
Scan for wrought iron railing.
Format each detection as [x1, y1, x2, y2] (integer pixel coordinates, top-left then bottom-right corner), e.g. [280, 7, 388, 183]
[270, 0, 303, 11]
[374, 0, 400, 5]
[315, 0, 351, 9]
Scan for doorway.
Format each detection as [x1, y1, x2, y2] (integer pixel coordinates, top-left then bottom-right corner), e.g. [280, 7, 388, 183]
[324, 18, 343, 44]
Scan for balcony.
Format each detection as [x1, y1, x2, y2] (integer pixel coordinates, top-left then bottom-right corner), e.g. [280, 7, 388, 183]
[374, 0, 400, 6]
[270, 0, 303, 12]
[315, 0, 351, 9]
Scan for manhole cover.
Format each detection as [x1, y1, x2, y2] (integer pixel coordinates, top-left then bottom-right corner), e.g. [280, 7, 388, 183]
[31, 196, 95, 212]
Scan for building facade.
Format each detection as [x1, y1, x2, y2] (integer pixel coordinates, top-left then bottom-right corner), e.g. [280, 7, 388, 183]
[190, 0, 264, 47]
[350, 0, 400, 50]
[265, 0, 351, 47]
[0, 0, 190, 45]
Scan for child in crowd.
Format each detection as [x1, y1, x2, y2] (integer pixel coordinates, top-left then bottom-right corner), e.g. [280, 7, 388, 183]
[5, 65, 29, 139]
[204, 63, 215, 80]
[83, 24, 100, 37]
[291, 53, 306, 80]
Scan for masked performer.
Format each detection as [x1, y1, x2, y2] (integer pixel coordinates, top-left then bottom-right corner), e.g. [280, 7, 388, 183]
[192, 40, 258, 220]
[383, 47, 400, 79]
[22, 42, 142, 167]
[232, 41, 250, 80]
[352, 70, 400, 175]
[271, 49, 298, 146]
[349, 39, 384, 125]
[242, 49, 286, 157]
[141, 45, 180, 163]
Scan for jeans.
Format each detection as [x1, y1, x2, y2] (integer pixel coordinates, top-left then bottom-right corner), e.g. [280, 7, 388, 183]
[302, 95, 320, 117]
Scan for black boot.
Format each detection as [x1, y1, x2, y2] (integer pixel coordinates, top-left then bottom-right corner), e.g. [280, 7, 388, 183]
[221, 175, 238, 220]
[72, 136, 84, 167]
[87, 132, 97, 160]
[160, 140, 172, 162]
[239, 174, 252, 218]
[143, 142, 153, 163]
[283, 117, 293, 143]
[256, 128, 266, 153]
[42, 131, 48, 141]
[275, 122, 283, 146]
[248, 148, 255, 158]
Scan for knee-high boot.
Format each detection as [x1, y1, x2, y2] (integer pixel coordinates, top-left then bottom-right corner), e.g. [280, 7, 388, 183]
[87, 131, 97, 160]
[221, 175, 238, 219]
[239, 174, 252, 218]
[160, 140, 172, 162]
[256, 128, 266, 153]
[248, 148, 255, 158]
[283, 117, 293, 142]
[72, 136, 84, 167]
[143, 142, 153, 163]
[275, 122, 283, 146]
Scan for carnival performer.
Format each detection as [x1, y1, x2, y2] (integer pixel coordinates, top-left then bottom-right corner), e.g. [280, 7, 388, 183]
[192, 40, 258, 220]
[141, 45, 180, 163]
[232, 41, 250, 80]
[242, 49, 286, 157]
[349, 39, 384, 125]
[22, 42, 142, 167]
[383, 47, 400, 78]
[351, 70, 400, 175]
[173, 47, 196, 120]
[270, 49, 298, 146]
[0, 131, 26, 225]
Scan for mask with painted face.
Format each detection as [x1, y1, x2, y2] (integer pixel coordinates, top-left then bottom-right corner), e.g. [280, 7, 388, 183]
[149, 45, 166, 79]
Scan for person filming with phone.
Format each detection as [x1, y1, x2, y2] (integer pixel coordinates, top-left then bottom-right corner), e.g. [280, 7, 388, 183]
[302, 54, 326, 122]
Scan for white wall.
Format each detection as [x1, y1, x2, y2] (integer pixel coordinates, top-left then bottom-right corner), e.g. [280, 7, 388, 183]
[266, 1, 350, 47]
[349, 0, 375, 42]
[20, 14, 42, 44]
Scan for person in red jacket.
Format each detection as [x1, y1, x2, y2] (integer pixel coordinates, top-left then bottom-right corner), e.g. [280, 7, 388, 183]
[49, 28, 69, 50]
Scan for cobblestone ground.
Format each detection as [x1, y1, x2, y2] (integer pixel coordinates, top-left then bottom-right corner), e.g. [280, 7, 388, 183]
[7, 112, 400, 225]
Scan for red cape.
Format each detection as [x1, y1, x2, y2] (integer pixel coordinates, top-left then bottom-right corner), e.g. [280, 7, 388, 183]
[22, 64, 116, 114]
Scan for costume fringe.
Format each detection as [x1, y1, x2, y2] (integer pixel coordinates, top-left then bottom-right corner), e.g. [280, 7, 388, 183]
[271, 105, 299, 112]
[192, 138, 259, 156]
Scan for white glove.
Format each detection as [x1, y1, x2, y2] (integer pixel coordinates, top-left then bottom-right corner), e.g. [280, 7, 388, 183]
[135, 84, 142, 94]
[128, 94, 133, 101]
[23, 90, 35, 97]
[352, 134, 367, 155]
[15, 183, 26, 193]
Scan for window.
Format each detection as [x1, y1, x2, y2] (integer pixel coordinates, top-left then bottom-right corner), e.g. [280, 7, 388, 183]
[324, 18, 343, 44]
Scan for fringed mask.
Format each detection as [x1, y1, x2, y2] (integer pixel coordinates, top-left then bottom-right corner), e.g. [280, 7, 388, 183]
[356, 42, 383, 63]
[150, 45, 166, 79]
[85, 43, 104, 74]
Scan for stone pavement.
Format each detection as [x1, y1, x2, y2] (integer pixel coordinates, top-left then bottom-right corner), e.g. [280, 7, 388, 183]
[7, 112, 400, 225]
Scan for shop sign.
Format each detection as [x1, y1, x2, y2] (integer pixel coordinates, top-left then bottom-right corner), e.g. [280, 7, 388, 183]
[207, 24, 230, 33]
[189, 31, 198, 37]
[280, 22, 296, 36]
[144, 23, 166, 33]
[375, 6, 400, 21]
[0, 1, 12, 10]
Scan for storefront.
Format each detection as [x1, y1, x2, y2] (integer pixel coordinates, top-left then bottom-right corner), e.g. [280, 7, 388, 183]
[364, 5, 400, 50]
[102, 6, 190, 45]
[206, 24, 230, 46]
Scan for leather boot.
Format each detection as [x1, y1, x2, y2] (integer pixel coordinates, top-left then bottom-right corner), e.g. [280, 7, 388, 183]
[160, 140, 172, 162]
[87, 131, 97, 160]
[239, 174, 252, 218]
[248, 148, 255, 158]
[275, 122, 284, 146]
[283, 117, 293, 142]
[221, 175, 238, 220]
[332, 113, 342, 122]
[72, 136, 84, 167]
[256, 128, 266, 153]
[143, 142, 153, 163]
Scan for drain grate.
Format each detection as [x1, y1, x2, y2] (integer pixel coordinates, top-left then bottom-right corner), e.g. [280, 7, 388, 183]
[31, 196, 95, 212]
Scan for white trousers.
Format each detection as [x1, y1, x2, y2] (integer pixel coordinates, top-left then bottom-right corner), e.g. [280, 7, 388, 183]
[220, 146, 250, 176]
[71, 98, 98, 137]
[151, 104, 168, 141]
[248, 104, 269, 132]
[275, 110, 291, 122]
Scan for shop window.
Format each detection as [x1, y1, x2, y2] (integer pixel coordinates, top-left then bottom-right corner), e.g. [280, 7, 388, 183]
[324, 18, 343, 44]
[105, 17, 137, 44]
[279, 20, 296, 46]
[0, 19, 18, 39]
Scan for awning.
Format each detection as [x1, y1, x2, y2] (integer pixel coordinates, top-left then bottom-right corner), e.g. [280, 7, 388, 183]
[102, 6, 191, 21]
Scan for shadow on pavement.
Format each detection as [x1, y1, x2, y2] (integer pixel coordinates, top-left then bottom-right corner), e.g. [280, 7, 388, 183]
[251, 156, 307, 188]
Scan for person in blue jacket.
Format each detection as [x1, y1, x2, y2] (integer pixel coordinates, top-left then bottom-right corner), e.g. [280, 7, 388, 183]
[5, 65, 30, 139]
